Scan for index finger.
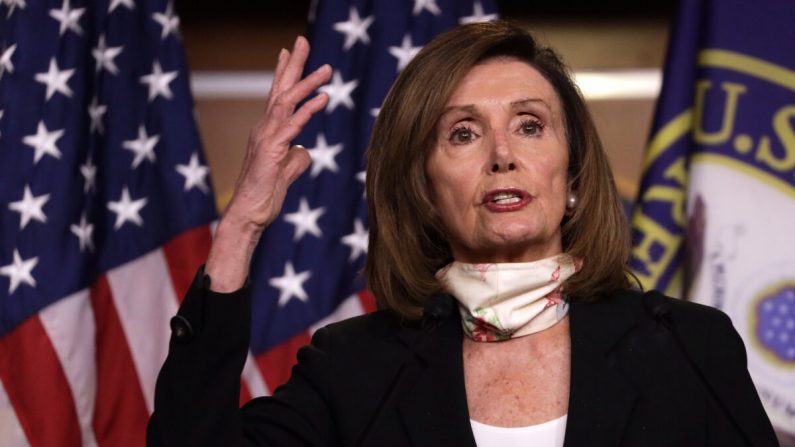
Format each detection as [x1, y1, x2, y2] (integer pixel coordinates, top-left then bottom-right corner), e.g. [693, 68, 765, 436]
[272, 36, 311, 96]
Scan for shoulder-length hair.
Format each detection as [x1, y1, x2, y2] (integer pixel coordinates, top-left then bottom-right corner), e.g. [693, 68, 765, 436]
[364, 20, 632, 320]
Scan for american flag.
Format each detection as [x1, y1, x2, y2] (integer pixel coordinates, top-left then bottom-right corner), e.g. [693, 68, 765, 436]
[0, 0, 216, 445]
[243, 0, 498, 397]
[0, 0, 499, 444]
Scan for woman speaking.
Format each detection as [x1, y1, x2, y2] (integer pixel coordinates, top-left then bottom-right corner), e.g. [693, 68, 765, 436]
[147, 21, 778, 446]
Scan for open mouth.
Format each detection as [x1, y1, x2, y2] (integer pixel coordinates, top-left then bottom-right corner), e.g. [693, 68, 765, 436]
[489, 192, 523, 205]
[482, 188, 532, 211]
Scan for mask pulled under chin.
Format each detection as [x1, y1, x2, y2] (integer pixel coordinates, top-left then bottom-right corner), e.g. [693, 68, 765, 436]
[437, 253, 583, 342]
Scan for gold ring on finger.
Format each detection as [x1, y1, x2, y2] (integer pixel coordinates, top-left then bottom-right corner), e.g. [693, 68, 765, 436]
[290, 144, 305, 151]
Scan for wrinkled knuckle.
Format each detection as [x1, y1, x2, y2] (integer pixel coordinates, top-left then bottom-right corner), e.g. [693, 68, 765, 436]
[283, 115, 299, 130]
[272, 93, 293, 109]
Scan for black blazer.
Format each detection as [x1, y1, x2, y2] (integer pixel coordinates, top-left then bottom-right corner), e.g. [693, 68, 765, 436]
[148, 271, 778, 446]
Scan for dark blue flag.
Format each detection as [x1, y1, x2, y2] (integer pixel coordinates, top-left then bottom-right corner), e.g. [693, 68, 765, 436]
[631, 0, 795, 439]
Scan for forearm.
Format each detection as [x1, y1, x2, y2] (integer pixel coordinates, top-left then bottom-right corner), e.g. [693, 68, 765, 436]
[147, 270, 252, 446]
[205, 212, 263, 292]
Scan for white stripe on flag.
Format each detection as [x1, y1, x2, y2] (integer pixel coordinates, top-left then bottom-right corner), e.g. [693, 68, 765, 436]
[0, 381, 30, 447]
[309, 294, 365, 335]
[106, 249, 179, 413]
[38, 289, 99, 447]
[242, 351, 270, 398]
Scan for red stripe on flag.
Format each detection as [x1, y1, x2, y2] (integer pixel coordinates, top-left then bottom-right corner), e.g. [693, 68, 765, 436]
[256, 331, 311, 392]
[240, 380, 252, 406]
[0, 316, 82, 447]
[357, 288, 377, 313]
[90, 275, 148, 447]
[162, 225, 213, 302]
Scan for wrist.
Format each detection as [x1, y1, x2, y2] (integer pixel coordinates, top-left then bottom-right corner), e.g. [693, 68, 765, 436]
[216, 207, 265, 243]
[205, 215, 263, 293]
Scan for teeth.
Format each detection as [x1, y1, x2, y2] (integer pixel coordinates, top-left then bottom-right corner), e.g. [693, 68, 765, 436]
[491, 193, 521, 204]
[494, 197, 521, 204]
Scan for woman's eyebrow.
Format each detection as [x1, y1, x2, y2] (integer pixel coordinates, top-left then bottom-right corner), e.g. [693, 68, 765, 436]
[440, 104, 478, 117]
[439, 98, 552, 122]
[510, 97, 550, 111]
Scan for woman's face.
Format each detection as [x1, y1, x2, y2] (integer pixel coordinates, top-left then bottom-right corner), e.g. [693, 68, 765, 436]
[426, 57, 569, 263]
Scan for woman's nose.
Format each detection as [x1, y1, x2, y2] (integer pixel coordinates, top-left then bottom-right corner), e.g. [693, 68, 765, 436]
[490, 162, 516, 172]
[489, 131, 516, 173]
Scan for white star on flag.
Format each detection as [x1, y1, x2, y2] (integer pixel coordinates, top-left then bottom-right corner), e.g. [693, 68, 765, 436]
[8, 185, 50, 230]
[88, 97, 108, 134]
[0, 44, 16, 78]
[34, 57, 75, 100]
[80, 158, 97, 193]
[3, 0, 26, 18]
[356, 170, 367, 198]
[139, 61, 178, 101]
[0, 250, 38, 294]
[333, 6, 375, 50]
[319, 71, 357, 113]
[122, 125, 159, 168]
[307, 134, 343, 177]
[389, 34, 422, 72]
[22, 120, 64, 164]
[49, 0, 85, 36]
[175, 153, 210, 193]
[269, 262, 312, 307]
[413, 0, 441, 16]
[341, 219, 369, 261]
[459, 1, 498, 24]
[152, 2, 179, 40]
[70, 214, 95, 252]
[107, 187, 148, 229]
[108, 0, 134, 13]
[284, 197, 326, 241]
[0, 110, 4, 138]
[92, 35, 123, 75]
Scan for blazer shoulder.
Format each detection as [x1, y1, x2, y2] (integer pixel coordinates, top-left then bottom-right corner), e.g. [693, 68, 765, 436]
[639, 289, 735, 331]
[572, 289, 737, 351]
[601, 288, 732, 326]
[318, 309, 421, 350]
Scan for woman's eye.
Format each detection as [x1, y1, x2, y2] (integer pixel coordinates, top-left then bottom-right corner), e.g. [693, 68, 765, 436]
[520, 119, 544, 136]
[449, 126, 477, 144]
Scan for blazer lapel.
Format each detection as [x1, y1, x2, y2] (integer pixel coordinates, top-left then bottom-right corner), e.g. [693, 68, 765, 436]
[395, 300, 476, 447]
[564, 295, 639, 447]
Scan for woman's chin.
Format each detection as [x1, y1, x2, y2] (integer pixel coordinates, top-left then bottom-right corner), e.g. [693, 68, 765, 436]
[454, 236, 562, 263]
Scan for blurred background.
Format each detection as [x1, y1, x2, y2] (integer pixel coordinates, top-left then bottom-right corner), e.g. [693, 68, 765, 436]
[176, 0, 673, 210]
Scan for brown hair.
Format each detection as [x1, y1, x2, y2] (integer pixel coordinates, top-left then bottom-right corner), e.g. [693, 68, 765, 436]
[365, 21, 631, 320]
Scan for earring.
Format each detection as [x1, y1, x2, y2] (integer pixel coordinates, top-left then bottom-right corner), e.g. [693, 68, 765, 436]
[566, 191, 578, 210]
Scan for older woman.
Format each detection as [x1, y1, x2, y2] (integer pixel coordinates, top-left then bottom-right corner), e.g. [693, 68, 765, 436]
[148, 22, 777, 446]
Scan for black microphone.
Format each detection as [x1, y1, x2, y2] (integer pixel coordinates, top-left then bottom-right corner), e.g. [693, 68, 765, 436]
[422, 293, 454, 331]
[642, 290, 672, 323]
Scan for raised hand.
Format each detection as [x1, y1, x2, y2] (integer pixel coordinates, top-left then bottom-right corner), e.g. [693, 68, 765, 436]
[206, 37, 332, 291]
